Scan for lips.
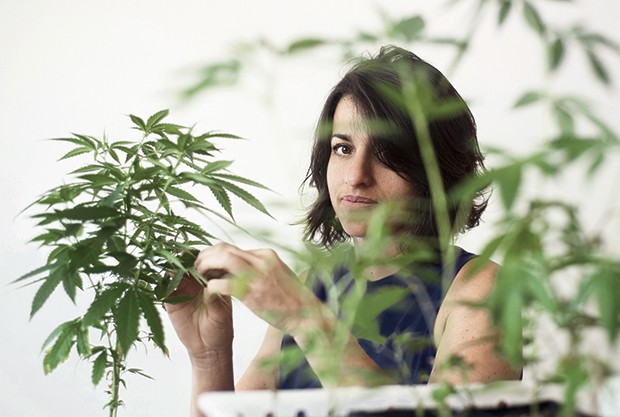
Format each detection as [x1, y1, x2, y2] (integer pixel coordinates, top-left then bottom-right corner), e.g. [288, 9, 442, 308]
[341, 195, 377, 205]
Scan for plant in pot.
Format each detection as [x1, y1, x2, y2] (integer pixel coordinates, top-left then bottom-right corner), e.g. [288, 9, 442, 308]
[14, 109, 270, 417]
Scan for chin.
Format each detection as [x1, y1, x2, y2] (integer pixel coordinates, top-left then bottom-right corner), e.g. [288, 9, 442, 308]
[342, 223, 368, 240]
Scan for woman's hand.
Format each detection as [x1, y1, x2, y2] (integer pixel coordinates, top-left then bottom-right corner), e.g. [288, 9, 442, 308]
[194, 242, 321, 335]
[165, 273, 234, 367]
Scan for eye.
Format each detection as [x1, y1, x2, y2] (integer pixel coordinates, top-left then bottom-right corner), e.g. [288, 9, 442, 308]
[332, 143, 352, 156]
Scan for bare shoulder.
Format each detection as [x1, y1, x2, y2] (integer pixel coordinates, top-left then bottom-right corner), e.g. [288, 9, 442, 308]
[447, 258, 499, 303]
[434, 257, 499, 341]
[430, 257, 519, 383]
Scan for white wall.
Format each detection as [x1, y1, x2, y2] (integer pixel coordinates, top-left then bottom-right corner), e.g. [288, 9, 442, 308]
[1, 1, 619, 416]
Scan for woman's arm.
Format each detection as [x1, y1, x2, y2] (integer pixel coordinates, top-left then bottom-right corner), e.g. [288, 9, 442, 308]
[429, 260, 521, 384]
[165, 277, 235, 417]
[236, 325, 283, 390]
[201, 243, 393, 388]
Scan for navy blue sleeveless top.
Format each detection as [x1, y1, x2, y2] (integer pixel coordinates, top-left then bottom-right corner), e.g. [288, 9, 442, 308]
[277, 247, 476, 389]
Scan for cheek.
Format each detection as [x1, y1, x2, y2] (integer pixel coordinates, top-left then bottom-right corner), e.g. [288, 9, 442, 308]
[326, 160, 337, 196]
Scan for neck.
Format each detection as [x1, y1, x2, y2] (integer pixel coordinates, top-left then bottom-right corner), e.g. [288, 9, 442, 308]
[352, 236, 404, 281]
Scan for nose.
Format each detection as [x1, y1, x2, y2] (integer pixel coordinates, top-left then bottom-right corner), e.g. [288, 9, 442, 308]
[345, 151, 374, 187]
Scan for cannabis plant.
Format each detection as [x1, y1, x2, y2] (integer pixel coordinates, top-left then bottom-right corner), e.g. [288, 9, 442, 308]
[14, 110, 269, 416]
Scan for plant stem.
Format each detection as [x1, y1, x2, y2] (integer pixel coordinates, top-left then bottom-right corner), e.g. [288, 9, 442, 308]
[109, 343, 122, 417]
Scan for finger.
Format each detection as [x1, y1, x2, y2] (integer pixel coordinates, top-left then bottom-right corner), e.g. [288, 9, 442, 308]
[194, 246, 252, 278]
[168, 275, 202, 298]
[206, 278, 235, 296]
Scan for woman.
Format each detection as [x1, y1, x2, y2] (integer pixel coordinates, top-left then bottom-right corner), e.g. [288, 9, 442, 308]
[167, 45, 520, 416]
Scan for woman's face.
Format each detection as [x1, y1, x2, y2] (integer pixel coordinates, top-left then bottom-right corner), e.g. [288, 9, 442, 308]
[326, 96, 415, 240]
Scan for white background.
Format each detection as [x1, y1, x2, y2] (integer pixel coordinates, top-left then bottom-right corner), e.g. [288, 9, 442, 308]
[1, 1, 619, 416]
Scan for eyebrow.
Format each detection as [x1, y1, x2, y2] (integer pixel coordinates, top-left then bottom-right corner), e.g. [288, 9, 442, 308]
[331, 133, 351, 141]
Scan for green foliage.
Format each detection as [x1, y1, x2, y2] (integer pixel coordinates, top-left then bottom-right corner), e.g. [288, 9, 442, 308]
[174, 0, 620, 411]
[16, 110, 269, 416]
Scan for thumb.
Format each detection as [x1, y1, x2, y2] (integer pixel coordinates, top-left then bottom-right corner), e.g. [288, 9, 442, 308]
[206, 278, 235, 297]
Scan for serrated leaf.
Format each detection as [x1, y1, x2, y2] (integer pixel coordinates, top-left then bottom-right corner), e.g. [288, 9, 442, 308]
[151, 123, 185, 135]
[92, 351, 107, 385]
[201, 160, 233, 175]
[83, 285, 128, 326]
[77, 173, 117, 185]
[30, 267, 64, 318]
[165, 186, 200, 202]
[286, 38, 327, 54]
[113, 288, 141, 356]
[56, 206, 119, 221]
[43, 323, 76, 374]
[69, 165, 104, 175]
[146, 109, 169, 131]
[41, 320, 75, 351]
[127, 368, 154, 380]
[219, 179, 271, 217]
[12, 263, 56, 285]
[129, 114, 146, 131]
[136, 290, 166, 353]
[201, 131, 244, 141]
[207, 185, 233, 218]
[62, 270, 83, 303]
[51, 135, 96, 150]
[211, 173, 270, 190]
[523, 1, 545, 36]
[76, 324, 90, 356]
[58, 147, 92, 161]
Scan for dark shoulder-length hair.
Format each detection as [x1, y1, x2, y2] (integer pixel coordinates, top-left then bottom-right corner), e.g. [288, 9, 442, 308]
[303, 45, 489, 248]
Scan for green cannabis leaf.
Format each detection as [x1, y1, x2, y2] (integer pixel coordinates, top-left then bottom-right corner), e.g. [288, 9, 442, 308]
[16, 110, 270, 417]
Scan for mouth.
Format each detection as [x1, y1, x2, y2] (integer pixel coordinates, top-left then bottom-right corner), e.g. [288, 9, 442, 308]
[340, 195, 378, 207]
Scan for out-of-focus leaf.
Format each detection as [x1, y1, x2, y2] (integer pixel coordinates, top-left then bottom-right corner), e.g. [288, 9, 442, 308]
[594, 266, 620, 342]
[552, 105, 576, 135]
[514, 90, 545, 108]
[286, 38, 327, 54]
[181, 60, 241, 98]
[498, 0, 512, 26]
[586, 50, 611, 85]
[494, 164, 522, 210]
[389, 15, 425, 41]
[523, 1, 546, 36]
[549, 36, 566, 71]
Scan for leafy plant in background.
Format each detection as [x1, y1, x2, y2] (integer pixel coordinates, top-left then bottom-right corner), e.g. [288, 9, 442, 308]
[180, 0, 620, 415]
[14, 110, 269, 417]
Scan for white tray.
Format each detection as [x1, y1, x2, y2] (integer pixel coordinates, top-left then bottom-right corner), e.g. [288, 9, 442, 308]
[198, 381, 602, 417]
